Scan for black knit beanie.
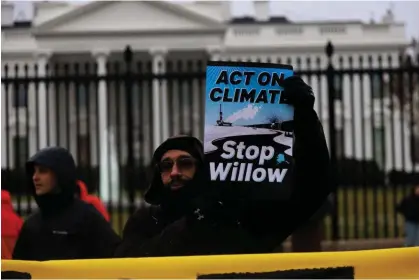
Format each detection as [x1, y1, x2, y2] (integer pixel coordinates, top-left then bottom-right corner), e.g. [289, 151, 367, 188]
[152, 135, 204, 165]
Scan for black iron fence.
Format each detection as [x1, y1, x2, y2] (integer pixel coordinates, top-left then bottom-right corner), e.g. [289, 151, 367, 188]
[2, 41, 419, 240]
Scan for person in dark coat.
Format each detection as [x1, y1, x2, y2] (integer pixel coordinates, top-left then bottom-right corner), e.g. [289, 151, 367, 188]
[396, 185, 419, 246]
[114, 75, 333, 257]
[115, 135, 266, 257]
[12, 147, 121, 261]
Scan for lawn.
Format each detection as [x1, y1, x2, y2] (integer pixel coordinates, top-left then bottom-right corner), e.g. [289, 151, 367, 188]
[324, 186, 408, 240]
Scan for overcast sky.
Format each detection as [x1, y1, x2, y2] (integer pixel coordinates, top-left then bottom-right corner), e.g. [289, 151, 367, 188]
[232, 1, 418, 40]
[12, 0, 419, 40]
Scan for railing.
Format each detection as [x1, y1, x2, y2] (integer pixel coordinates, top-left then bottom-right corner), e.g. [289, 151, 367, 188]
[1, 41, 419, 240]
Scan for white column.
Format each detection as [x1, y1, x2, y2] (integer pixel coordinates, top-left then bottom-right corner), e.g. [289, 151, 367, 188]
[207, 45, 224, 61]
[35, 51, 52, 149]
[92, 49, 113, 203]
[150, 48, 168, 150]
[92, 50, 109, 136]
[35, 50, 53, 149]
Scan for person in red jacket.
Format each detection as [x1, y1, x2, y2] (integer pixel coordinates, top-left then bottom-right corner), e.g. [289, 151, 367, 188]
[1, 190, 24, 259]
[76, 180, 110, 222]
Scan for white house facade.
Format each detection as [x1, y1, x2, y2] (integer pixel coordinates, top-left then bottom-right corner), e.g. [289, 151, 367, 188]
[1, 0, 416, 174]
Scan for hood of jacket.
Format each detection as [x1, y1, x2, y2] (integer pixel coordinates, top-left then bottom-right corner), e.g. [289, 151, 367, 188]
[1, 190, 13, 212]
[26, 147, 77, 215]
[77, 180, 89, 200]
[144, 135, 209, 208]
[1, 189, 23, 239]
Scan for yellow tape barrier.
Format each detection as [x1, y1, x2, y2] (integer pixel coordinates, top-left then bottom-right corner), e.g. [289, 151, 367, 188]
[2, 247, 419, 279]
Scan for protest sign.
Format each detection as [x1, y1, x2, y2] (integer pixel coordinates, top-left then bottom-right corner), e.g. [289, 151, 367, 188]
[204, 61, 294, 200]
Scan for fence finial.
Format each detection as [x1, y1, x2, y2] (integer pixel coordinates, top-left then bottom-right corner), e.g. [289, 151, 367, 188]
[326, 41, 334, 58]
[124, 46, 133, 63]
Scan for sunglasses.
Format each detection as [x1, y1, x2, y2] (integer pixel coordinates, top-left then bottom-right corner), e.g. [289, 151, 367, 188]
[157, 157, 196, 173]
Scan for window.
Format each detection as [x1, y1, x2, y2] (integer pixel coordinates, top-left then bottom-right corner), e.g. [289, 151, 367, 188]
[76, 84, 88, 109]
[13, 136, 28, 168]
[13, 84, 28, 108]
[77, 135, 90, 166]
[334, 75, 343, 100]
[373, 127, 385, 169]
[335, 128, 344, 158]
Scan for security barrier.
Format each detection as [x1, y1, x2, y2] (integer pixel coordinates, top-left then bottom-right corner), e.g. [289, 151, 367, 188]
[2, 247, 418, 279]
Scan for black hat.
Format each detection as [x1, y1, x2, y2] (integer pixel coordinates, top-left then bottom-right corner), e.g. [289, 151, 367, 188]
[152, 135, 204, 165]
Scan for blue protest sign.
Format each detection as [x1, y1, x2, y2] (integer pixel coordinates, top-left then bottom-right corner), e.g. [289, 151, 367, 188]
[204, 61, 294, 200]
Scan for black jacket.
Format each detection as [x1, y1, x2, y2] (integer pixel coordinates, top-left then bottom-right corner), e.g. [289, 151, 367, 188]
[396, 191, 419, 223]
[13, 147, 121, 261]
[115, 105, 332, 258]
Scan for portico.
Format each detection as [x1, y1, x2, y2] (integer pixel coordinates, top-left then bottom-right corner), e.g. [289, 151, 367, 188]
[30, 0, 226, 166]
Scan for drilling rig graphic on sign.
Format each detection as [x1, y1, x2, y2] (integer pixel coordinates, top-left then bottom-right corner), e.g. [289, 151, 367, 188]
[216, 104, 232, 126]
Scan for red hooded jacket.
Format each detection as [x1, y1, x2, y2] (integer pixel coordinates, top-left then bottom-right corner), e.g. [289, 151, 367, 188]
[77, 181, 110, 222]
[1, 190, 23, 259]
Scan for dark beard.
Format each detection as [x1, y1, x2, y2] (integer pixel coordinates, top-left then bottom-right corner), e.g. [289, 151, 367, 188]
[160, 169, 210, 216]
[161, 176, 196, 213]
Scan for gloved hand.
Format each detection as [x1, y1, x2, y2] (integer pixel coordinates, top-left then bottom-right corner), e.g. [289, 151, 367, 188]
[280, 76, 315, 110]
[280, 75, 319, 136]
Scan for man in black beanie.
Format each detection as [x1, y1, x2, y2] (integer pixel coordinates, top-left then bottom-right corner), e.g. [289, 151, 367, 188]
[114, 75, 332, 257]
[115, 135, 235, 257]
[115, 134, 265, 257]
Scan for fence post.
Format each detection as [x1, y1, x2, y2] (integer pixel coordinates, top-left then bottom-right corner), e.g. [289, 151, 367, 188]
[124, 46, 136, 215]
[325, 41, 339, 241]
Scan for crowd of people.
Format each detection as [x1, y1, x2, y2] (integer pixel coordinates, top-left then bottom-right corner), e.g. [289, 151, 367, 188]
[2, 76, 418, 261]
